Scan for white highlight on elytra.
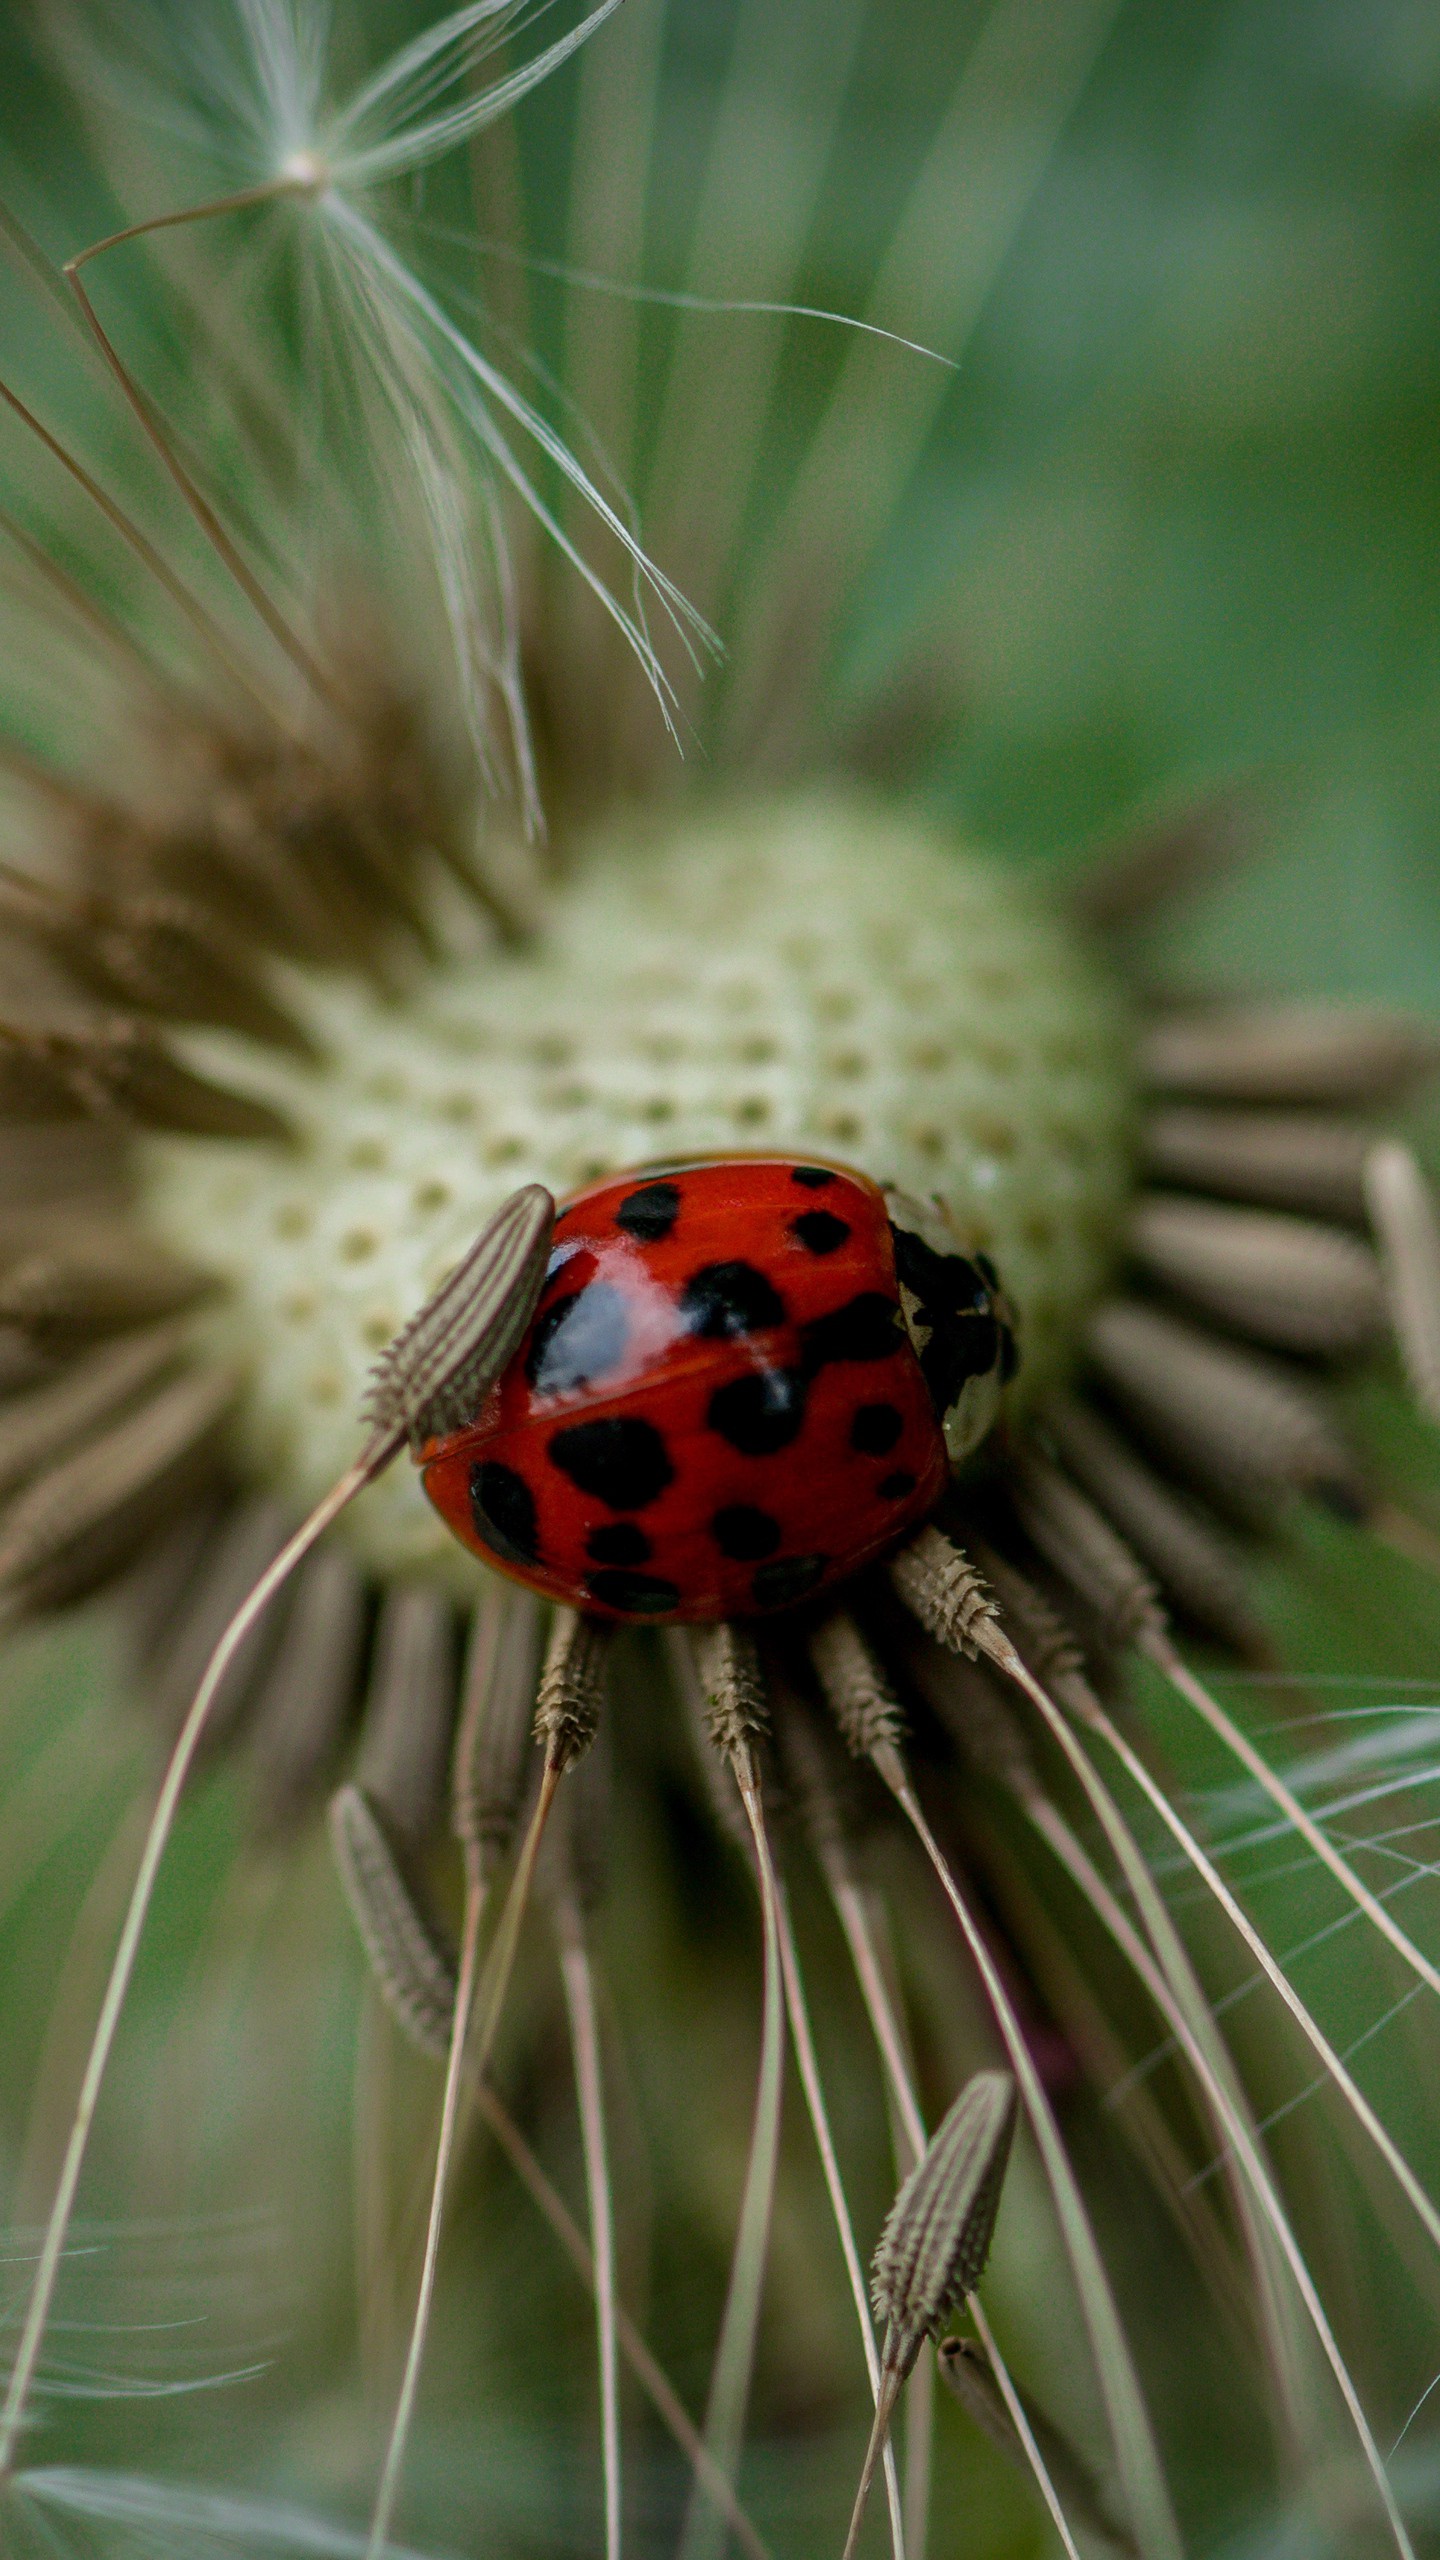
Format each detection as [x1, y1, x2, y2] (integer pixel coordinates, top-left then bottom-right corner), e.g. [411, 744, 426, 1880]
[141, 797, 1133, 1577]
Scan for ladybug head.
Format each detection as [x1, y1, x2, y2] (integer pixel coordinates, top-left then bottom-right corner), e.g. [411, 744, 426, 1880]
[883, 1185, 1019, 1466]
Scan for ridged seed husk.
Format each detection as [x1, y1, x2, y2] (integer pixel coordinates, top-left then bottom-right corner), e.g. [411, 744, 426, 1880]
[888, 1526, 1001, 1659]
[355, 1583, 459, 1849]
[363, 1183, 554, 1450]
[1005, 1442, 1167, 1656]
[453, 1581, 545, 1871]
[246, 1545, 368, 1833]
[808, 1609, 906, 1758]
[1141, 1106, 1373, 1222]
[0, 1013, 292, 1141]
[1085, 1296, 1365, 1520]
[1128, 1193, 1385, 1355]
[1364, 1141, 1440, 1425]
[0, 1361, 238, 1610]
[667, 1627, 753, 1851]
[0, 871, 315, 1056]
[692, 1619, 769, 1766]
[534, 1606, 610, 1770]
[967, 1537, 1094, 1709]
[1141, 1002, 1440, 1104]
[0, 1318, 192, 1504]
[328, 1783, 457, 2060]
[872, 2068, 1018, 2378]
[0, 1222, 209, 1340]
[1041, 1395, 1268, 1658]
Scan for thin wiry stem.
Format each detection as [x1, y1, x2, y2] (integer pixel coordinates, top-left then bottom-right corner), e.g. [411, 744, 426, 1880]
[363, 1849, 489, 2560]
[556, 1885, 622, 2560]
[0, 375, 274, 713]
[365, 1739, 572, 2552]
[1083, 1697, 1440, 2262]
[771, 1876, 905, 2560]
[1019, 1779, 1411, 2552]
[678, 1747, 787, 2560]
[472, 2077, 773, 2560]
[972, 1633, 1309, 2439]
[66, 205, 339, 707]
[799, 1828, 931, 2554]
[1146, 1632, 1440, 2008]
[819, 1859, 1087, 2560]
[966, 2296, 1087, 2560]
[869, 1745, 1183, 2560]
[0, 1449, 382, 2476]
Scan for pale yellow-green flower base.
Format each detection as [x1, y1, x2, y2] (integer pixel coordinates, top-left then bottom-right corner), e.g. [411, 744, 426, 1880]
[142, 796, 1135, 1578]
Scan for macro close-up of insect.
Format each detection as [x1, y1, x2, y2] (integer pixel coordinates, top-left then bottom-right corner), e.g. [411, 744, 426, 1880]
[1, 1, 1440, 2556]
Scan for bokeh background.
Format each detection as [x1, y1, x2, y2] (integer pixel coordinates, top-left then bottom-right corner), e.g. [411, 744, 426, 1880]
[1, 0, 1440, 2553]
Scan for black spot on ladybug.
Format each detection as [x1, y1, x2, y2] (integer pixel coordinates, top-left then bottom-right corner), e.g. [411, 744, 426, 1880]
[526, 1280, 630, 1395]
[888, 1223, 1002, 1416]
[469, 1460, 538, 1565]
[680, 1260, 785, 1339]
[549, 1415, 675, 1509]
[587, 1567, 682, 1615]
[587, 1521, 652, 1567]
[791, 1165, 836, 1189]
[802, 1291, 902, 1371]
[616, 1180, 681, 1242]
[851, 1401, 904, 1456]
[751, 1553, 828, 1610]
[789, 1209, 850, 1256]
[878, 1469, 917, 1501]
[711, 1503, 782, 1560]
[707, 1366, 808, 1457]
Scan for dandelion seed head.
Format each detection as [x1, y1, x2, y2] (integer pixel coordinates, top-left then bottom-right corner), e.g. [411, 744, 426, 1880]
[138, 795, 1133, 1577]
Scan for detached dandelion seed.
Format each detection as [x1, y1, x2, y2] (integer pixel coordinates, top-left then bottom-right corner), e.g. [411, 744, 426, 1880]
[0, 2, 1437, 2556]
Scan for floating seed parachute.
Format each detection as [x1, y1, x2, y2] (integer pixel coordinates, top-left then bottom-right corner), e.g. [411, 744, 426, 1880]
[0, 3, 1439, 2556]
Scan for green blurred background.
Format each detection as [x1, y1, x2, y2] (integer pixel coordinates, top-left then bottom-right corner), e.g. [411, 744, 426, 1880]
[2, 0, 1440, 2554]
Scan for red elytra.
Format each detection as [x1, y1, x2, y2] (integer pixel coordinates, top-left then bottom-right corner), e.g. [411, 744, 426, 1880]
[419, 1157, 950, 1622]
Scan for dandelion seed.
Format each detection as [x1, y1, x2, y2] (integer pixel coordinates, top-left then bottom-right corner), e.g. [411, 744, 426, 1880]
[841, 2071, 1017, 2560]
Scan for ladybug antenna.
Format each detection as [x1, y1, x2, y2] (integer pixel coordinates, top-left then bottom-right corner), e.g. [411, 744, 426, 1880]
[0, 1183, 555, 2482]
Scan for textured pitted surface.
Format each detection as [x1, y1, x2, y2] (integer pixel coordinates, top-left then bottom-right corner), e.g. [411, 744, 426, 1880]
[140, 796, 1135, 1578]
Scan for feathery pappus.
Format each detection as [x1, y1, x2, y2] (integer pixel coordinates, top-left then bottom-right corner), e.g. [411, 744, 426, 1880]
[0, 4, 1438, 2557]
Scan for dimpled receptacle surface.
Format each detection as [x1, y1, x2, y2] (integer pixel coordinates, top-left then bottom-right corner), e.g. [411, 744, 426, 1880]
[140, 796, 1135, 1580]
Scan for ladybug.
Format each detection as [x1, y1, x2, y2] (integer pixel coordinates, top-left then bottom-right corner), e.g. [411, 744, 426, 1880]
[419, 1158, 1018, 1622]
